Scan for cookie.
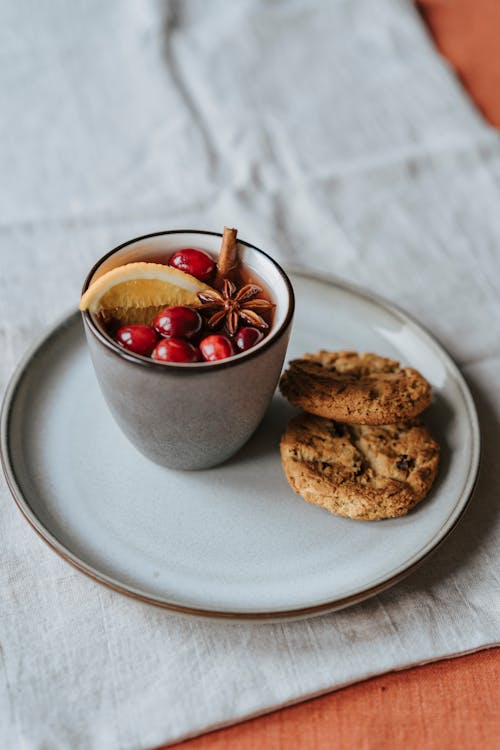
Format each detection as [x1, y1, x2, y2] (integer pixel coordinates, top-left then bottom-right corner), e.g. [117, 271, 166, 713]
[280, 351, 431, 425]
[280, 413, 439, 520]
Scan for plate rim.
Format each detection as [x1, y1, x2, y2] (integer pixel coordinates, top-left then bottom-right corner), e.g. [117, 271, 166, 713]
[0, 269, 481, 622]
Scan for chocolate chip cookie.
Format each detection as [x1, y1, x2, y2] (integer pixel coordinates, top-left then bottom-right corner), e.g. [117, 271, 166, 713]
[280, 413, 440, 520]
[280, 351, 431, 425]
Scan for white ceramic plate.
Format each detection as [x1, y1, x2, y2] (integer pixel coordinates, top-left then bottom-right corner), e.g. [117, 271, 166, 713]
[1, 273, 480, 621]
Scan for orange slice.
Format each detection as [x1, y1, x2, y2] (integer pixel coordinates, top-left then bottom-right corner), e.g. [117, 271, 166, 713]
[79, 262, 212, 326]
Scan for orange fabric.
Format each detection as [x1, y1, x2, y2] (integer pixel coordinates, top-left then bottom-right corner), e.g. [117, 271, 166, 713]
[168, 648, 500, 749]
[164, 9, 500, 749]
[417, 0, 500, 127]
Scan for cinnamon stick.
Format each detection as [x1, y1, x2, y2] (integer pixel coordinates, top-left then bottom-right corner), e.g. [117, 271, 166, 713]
[215, 226, 238, 288]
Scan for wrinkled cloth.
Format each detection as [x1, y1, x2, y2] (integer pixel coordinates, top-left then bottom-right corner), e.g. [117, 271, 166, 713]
[1, 1, 500, 748]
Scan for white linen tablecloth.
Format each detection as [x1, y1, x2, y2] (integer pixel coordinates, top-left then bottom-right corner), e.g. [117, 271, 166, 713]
[1, 1, 499, 747]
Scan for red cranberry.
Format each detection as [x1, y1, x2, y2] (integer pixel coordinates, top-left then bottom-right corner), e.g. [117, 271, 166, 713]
[235, 326, 264, 352]
[199, 334, 234, 362]
[152, 338, 200, 363]
[168, 248, 216, 283]
[116, 325, 158, 356]
[153, 306, 202, 340]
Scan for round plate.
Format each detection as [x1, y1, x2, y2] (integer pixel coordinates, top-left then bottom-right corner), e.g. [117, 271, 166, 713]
[0, 273, 480, 621]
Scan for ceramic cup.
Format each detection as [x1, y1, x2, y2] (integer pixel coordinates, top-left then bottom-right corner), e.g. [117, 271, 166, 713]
[81, 230, 295, 470]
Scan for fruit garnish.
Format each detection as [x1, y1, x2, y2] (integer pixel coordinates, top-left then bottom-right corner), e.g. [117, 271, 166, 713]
[116, 325, 158, 356]
[152, 338, 200, 363]
[168, 248, 216, 284]
[79, 262, 212, 326]
[235, 326, 264, 352]
[197, 278, 275, 335]
[199, 334, 234, 362]
[153, 306, 202, 340]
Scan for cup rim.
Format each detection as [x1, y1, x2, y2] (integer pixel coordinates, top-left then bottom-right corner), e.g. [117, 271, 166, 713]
[81, 229, 295, 372]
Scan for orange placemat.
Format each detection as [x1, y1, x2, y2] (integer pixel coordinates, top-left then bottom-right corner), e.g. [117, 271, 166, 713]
[168, 647, 500, 750]
[163, 6, 500, 749]
[418, 0, 500, 127]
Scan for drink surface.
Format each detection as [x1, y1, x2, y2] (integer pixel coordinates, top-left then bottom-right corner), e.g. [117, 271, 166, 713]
[93, 247, 276, 363]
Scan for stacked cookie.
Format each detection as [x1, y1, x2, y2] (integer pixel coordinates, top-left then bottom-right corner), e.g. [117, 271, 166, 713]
[279, 351, 440, 521]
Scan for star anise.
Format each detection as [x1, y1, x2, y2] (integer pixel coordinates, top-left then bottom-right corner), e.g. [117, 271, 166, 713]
[197, 278, 275, 335]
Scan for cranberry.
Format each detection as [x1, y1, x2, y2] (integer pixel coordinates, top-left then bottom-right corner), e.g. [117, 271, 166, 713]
[153, 306, 202, 340]
[235, 326, 264, 352]
[116, 325, 158, 356]
[199, 334, 234, 362]
[152, 338, 200, 363]
[168, 248, 216, 283]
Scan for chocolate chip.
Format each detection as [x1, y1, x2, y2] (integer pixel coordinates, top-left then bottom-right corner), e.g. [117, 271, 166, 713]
[396, 454, 415, 471]
[369, 388, 378, 400]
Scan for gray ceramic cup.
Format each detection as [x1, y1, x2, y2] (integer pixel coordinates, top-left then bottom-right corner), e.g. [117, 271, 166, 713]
[81, 230, 295, 470]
